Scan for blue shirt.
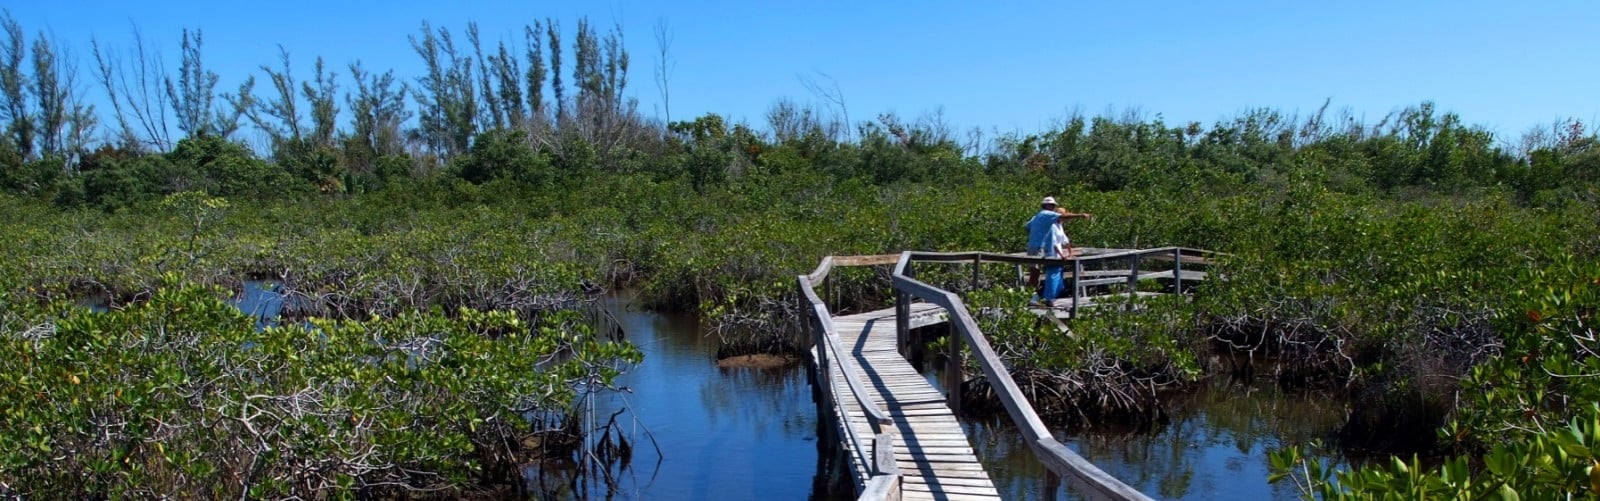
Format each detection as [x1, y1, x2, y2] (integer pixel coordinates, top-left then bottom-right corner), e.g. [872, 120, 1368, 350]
[1025, 209, 1060, 254]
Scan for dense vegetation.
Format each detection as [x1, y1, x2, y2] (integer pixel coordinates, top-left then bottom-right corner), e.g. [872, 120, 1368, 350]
[3, 9, 1600, 498]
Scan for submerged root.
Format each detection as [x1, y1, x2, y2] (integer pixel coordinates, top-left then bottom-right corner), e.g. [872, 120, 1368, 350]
[960, 363, 1174, 430]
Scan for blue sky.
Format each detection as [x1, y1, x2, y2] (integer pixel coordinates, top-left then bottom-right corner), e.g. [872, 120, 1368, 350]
[7, 0, 1599, 145]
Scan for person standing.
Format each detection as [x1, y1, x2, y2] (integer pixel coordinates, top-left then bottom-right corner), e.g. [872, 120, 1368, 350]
[1025, 197, 1062, 293]
[1045, 207, 1094, 302]
[1028, 198, 1094, 305]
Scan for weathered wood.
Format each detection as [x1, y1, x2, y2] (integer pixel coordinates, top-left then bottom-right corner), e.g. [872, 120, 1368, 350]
[1132, 269, 1208, 282]
[1034, 438, 1151, 501]
[1173, 247, 1184, 294]
[902, 486, 998, 499]
[901, 473, 999, 485]
[860, 474, 901, 501]
[799, 271, 897, 490]
[892, 253, 1155, 501]
[946, 313, 963, 413]
[1071, 258, 1084, 318]
[806, 248, 1210, 501]
[835, 254, 905, 267]
[825, 303, 999, 500]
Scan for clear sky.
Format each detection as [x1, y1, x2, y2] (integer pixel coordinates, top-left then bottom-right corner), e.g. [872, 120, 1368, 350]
[6, 0, 1599, 145]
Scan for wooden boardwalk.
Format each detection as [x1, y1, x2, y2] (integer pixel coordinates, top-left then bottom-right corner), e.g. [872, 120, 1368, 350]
[825, 303, 1001, 501]
[804, 248, 1211, 500]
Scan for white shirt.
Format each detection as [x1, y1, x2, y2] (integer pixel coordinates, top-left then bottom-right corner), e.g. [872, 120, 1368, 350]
[1047, 224, 1069, 258]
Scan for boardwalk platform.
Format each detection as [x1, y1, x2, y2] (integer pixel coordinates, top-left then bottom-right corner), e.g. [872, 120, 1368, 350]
[826, 303, 1000, 501]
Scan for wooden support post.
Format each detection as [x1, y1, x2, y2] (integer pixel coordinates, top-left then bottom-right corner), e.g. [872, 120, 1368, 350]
[1127, 254, 1142, 309]
[824, 273, 834, 312]
[812, 315, 837, 446]
[946, 320, 964, 414]
[1044, 469, 1062, 501]
[971, 255, 981, 292]
[1127, 254, 1142, 290]
[1070, 258, 1082, 319]
[900, 263, 916, 357]
[1173, 248, 1184, 294]
[896, 288, 910, 359]
[873, 432, 895, 476]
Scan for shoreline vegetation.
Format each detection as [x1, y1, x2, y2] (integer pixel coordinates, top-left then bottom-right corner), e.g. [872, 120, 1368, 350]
[3, 11, 1600, 498]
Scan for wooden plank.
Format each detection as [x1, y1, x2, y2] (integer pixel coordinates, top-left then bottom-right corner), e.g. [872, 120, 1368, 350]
[902, 474, 999, 486]
[896, 436, 975, 444]
[893, 447, 981, 457]
[901, 482, 1001, 496]
[898, 488, 1001, 501]
[895, 461, 990, 472]
[1135, 270, 1209, 281]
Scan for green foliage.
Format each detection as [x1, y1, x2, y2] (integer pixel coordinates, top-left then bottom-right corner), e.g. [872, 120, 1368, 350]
[1271, 407, 1600, 499]
[960, 287, 1202, 424]
[0, 281, 639, 497]
[1256, 197, 1600, 497]
[451, 128, 553, 186]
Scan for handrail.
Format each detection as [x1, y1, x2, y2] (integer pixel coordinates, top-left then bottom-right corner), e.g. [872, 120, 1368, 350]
[799, 257, 900, 499]
[888, 247, 1221, 267]
[892, 251, 1156, 501]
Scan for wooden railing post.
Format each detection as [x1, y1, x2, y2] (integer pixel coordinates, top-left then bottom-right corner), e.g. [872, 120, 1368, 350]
[874, 432, 895, 476]
[896, 288, 910, 359]
[811, 312, 836, 445]
[1070, 258, 1083, 319]
[1173, 248, 1184, 294]
[901, 262, 917, 357]
[1127, 253, 1142, 309]
[826, 273, 837, 313]
[971, 254, 981, 292]
[946, 294, 964, 414]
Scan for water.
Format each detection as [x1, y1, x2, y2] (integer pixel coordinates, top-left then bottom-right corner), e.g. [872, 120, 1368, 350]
[232, 279, 285, 329]
[568, 294, 847, 500]
[959, 371, 1349, 499]
[583, 292, 1350, 500]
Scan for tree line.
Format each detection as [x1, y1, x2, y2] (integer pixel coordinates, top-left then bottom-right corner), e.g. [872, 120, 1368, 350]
[0, 9, 1597, 210]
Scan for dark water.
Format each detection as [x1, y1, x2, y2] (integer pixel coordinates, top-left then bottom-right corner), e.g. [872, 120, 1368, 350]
[955, 371, 1349, 500]
[563, 295, 847, 500]
[232, 280, 285, 329]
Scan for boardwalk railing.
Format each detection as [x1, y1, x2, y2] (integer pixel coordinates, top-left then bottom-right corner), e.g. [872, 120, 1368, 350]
[909, 247, 1214, 318]
[803, 248, 1213, 500]
[800, 255, 901, 500]
[890, 249, 1218, 501]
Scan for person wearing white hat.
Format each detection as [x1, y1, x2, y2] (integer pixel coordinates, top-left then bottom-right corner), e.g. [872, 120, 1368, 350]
[1025, 196, 1093, 305]
[1025, 196, 1061, 258]
[1024, 196, 1061, 303]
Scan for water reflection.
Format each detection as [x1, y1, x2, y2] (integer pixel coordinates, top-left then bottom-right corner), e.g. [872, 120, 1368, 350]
[232, 280, 285, 329]
[555, 295, 846, 500]
[963, 373, 1349, 500]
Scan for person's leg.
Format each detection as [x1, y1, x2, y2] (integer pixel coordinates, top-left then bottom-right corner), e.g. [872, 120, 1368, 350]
[1041, 263, 1063, 305]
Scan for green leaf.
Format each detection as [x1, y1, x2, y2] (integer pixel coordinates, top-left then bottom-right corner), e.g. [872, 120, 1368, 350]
[1497, 483, 1519, 501]
[1561, 442, 1592, 459]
